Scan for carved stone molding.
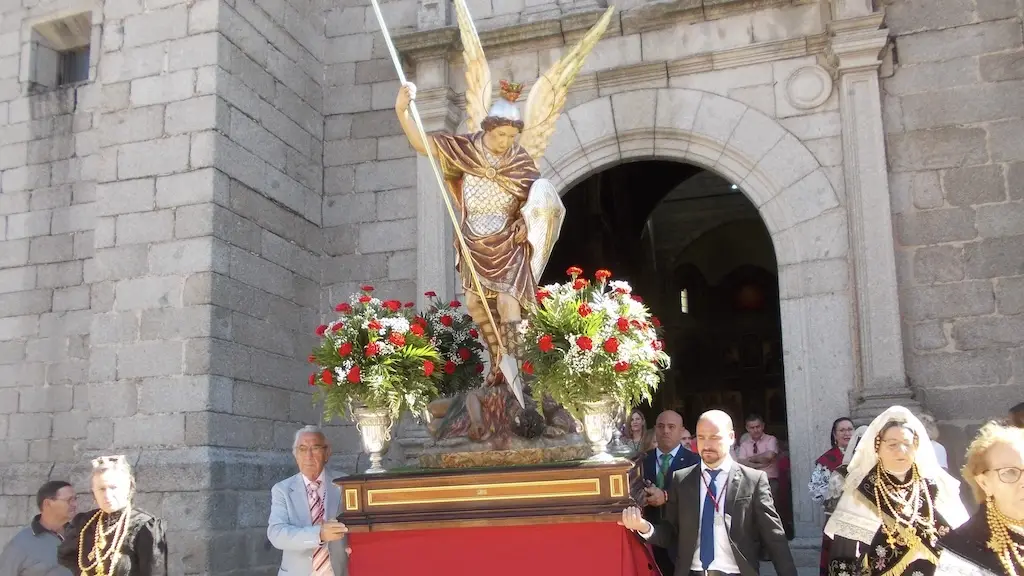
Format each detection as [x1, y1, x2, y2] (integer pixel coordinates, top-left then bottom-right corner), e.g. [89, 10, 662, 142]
[784, 64, 833, 110]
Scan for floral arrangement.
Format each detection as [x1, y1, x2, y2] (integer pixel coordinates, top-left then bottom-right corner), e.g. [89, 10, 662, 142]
[419, 291, 486, 397]
[522, 267, 670, 414]
[308, 286, 442, 422]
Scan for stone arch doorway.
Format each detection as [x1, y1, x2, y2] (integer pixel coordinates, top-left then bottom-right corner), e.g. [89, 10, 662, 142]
[540, 88, 856, 538]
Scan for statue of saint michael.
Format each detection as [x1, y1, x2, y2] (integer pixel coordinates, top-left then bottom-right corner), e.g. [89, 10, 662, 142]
[395, 3, 615, 445]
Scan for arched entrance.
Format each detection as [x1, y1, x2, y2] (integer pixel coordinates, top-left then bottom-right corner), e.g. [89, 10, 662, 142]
[541, 88, 856, 538]
[546, 161, 794, 534]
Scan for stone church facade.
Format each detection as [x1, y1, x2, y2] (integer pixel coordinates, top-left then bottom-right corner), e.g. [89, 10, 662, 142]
[0, 0, 1020, 570]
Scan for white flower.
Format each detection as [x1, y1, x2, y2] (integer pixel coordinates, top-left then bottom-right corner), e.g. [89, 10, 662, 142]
[380, 317, 410, 335]
[609, 280, 632, 294]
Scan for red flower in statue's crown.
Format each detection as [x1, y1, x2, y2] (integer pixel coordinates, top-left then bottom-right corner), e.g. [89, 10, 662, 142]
[315, 324, 328, 336]
[410, 323, 425, 336]
[498, 80, 524, 102]
[522, 361, 534, 375]
[322, 369, 334, 385]
[347, 365, 361, 383]
[335, 302, 352, 313]
[361, 285, 375, 292]
[573, 279, 589, 290]
[457, 347, 471, 361]
[595, 269, 612, 282]
[308, 373, 316, 386]
[365, 342, 381, 357]
[389, 332, 406, 347]
[576, 336, 593, 351]
[578, 303, 592, 317]
[423, 360, 435, 377]
[440, 315, 453, 327]
[603, 337, 619, 354]
[535, 288, 550, 302]
[614, 361, 630, 372]
[368, 320, 382, 331]
[538, 334, 555, 352]
[616, 318, 629, 332]
[424, 291, 437, 297]
[566, 266, 583, 278]
[337, 342, 353, 357]
[469, 328, 479, 338]
[358, 295, 372, 304]
[449, 300, 461, 308]
[444, 361, 457, 375]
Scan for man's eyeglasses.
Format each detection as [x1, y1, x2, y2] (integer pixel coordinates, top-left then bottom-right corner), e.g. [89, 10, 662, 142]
[50, 495, 77, 504]
[986, 466, 1024, 484]
[296, 445, 327, 455]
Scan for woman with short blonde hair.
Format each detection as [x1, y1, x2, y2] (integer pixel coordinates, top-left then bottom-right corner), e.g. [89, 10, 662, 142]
[938, 422, 1024, 575]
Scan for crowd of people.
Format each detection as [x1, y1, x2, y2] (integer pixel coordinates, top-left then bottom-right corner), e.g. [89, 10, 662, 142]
[620, 402, 1024, 576]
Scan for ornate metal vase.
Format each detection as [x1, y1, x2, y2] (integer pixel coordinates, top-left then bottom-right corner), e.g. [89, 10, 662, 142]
[353, 406, 393, 474]
[580, 397, 617, 462]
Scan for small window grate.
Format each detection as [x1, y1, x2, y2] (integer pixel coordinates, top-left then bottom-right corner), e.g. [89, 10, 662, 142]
[57, 46, 89, 86]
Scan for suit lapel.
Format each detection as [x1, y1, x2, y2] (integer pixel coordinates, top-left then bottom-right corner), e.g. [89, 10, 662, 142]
[681, 466, 702, 538]
[724, 466, 744, 518]
[288, 474, 312, 526]
[644, 450, 657, 484]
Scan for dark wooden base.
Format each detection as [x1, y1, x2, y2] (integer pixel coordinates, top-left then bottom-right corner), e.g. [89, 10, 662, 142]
[333, 458, 641, 532]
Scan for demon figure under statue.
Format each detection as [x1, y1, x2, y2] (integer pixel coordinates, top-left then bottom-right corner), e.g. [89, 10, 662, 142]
[395, 0, 614, 448]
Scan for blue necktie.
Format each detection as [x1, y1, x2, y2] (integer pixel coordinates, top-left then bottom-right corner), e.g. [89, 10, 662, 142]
[700, 469, 721, 570]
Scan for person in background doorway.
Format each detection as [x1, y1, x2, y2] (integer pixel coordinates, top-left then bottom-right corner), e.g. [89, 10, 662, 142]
[808, 417, 855, 575]
[623, 408, 655, 454]
[680, 427, 694, 452]
[0, 480, 77, 576]
[736, 413, 783, 537]
[918, 411, 948, 470]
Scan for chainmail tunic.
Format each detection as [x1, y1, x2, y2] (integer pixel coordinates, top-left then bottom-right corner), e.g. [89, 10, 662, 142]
[462, 150, 519, 236]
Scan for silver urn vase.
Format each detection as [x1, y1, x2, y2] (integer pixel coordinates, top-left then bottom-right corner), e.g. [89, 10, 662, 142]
[580, 396, 617, 462]
[353, 406, 393, 474]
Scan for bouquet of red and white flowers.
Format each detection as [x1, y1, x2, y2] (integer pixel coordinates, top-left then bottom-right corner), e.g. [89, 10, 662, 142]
[522, 267, 669, 413]
[308, 286, 442, 421]
[418, 291, 486, 397]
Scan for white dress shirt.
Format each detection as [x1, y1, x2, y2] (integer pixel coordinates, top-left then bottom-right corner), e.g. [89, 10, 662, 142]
[690, 456, 740, 573]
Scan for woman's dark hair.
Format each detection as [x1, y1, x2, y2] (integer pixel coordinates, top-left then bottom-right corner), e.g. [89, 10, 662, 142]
[481, 116, 524, 132]
[830, 417, 854, 448]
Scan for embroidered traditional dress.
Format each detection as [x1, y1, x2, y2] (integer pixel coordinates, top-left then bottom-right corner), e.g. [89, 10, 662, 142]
[58, 508, 167, 576]
[812, 446, 846, 576]
[938, 503, 1024, 576]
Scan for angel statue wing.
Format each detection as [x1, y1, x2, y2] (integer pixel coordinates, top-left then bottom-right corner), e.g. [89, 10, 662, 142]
[453, 0, 491, 132]
[519, 6, 616, 161]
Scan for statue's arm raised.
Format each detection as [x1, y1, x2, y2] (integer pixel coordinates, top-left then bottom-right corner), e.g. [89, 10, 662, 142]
[395, 83, 438, 157]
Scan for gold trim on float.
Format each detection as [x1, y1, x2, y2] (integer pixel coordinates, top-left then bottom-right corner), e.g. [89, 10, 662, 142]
[345, 488, 360, 511]
[366, 478, 602, 507]
[609, 474, 624, 498]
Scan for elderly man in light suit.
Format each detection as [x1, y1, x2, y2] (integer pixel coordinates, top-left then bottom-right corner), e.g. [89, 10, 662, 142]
[268, 425, 350, 576]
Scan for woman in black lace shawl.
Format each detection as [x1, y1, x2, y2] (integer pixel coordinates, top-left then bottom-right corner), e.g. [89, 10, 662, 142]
[58, 455, 168, 576]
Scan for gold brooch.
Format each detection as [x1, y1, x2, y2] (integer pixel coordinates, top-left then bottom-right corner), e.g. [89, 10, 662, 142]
[484, 167, 497, 179]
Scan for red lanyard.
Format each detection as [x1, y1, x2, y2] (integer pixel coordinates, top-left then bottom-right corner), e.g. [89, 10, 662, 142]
[701, 469, 725, 513]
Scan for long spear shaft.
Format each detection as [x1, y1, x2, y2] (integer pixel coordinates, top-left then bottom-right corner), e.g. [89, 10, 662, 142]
[366, 0, 523, 402]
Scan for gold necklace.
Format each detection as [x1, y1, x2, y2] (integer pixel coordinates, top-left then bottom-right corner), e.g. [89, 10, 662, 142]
[986, 500, 1024, 576]
[873, 464, 939, 551]
[76, 507, 132, 576]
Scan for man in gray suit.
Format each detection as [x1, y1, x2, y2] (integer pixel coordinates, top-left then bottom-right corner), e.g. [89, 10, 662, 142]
[620, 410, 796, 576]
[268, 425, 350, 576]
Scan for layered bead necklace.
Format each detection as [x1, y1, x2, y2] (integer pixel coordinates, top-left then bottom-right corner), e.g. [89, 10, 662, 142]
[986, 500, 1024, 576]
[872, 463, 939, 553]
[76, 506, 132, 576]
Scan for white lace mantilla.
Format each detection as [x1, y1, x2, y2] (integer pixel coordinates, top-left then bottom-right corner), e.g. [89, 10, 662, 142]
[934, 549, 1000, 576]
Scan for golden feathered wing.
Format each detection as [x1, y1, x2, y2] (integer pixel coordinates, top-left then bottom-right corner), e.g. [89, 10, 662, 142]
[519, 6, 616, 161]
[454, 0, 491, 133]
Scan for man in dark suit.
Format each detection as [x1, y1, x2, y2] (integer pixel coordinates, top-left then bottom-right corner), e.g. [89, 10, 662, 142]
[621, 410, 796, 576]
[641, 410, 701, 575]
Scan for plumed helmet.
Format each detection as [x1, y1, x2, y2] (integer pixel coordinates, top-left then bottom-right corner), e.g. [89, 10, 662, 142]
[486, 80, 524, 122]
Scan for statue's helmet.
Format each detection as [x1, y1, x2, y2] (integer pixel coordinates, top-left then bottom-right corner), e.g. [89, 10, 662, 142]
[482, 80, 525, 131]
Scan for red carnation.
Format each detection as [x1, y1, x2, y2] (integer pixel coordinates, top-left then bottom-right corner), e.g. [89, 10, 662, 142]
[383, 300, 401, 312]
[595, 269, 612, 282]
[566, 266, 583, 277]
[449, 300, 461, 308]
[576, 336, 593, 351]
[523, 361, 534, 375]
[347, 365, 361, 383]
[652, 339, 665, 351]
[578, 303, 592, 317]
[315, 324, 328, 336]
[631, 294, 644, 303]
[307, 354, 316, 363]
[614, 361, 630, 372]
[444, 361, 457, 375]
[651, 316, 662, 328]
[538, 334, 554, 353]
[308, 373, 316, 386]
[423, 360, 435, 377]
[358, 295, 372, 304]
[616, 318, 629, 332]
[367, 319, 382, 331]
[337, 342, 353, 357]
[475, 363, 484, 373]
[389, 332, 406, 347]
[410, 324, 425, 336]
[458, 347, 471, 361]
[365, 342, 380, 356]
[469, 328, 479, 338]
[573, 278, 588, 290]
[424, 291, 437, 297]
[614, 287, 628, 295]
[321, 369, 334, 385]
[536, 288, 550, 302]
[440, 315, 453, 327]
[404, 301, 415, 308]
[414, 316, 427, 327]
[361, 285, 374, 292]
[332, 324, 343, 332]
[603, 337, 619, 354]
[335, 302, 352, 313]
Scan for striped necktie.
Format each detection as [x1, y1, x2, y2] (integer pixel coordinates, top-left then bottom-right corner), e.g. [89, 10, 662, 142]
[307, 480, 333, 576]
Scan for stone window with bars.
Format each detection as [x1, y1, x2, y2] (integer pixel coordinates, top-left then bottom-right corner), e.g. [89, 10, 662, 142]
[27, 11, 93, 91]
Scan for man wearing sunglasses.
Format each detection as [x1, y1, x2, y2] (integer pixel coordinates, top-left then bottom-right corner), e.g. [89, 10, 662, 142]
[0, 480, 77, 575]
